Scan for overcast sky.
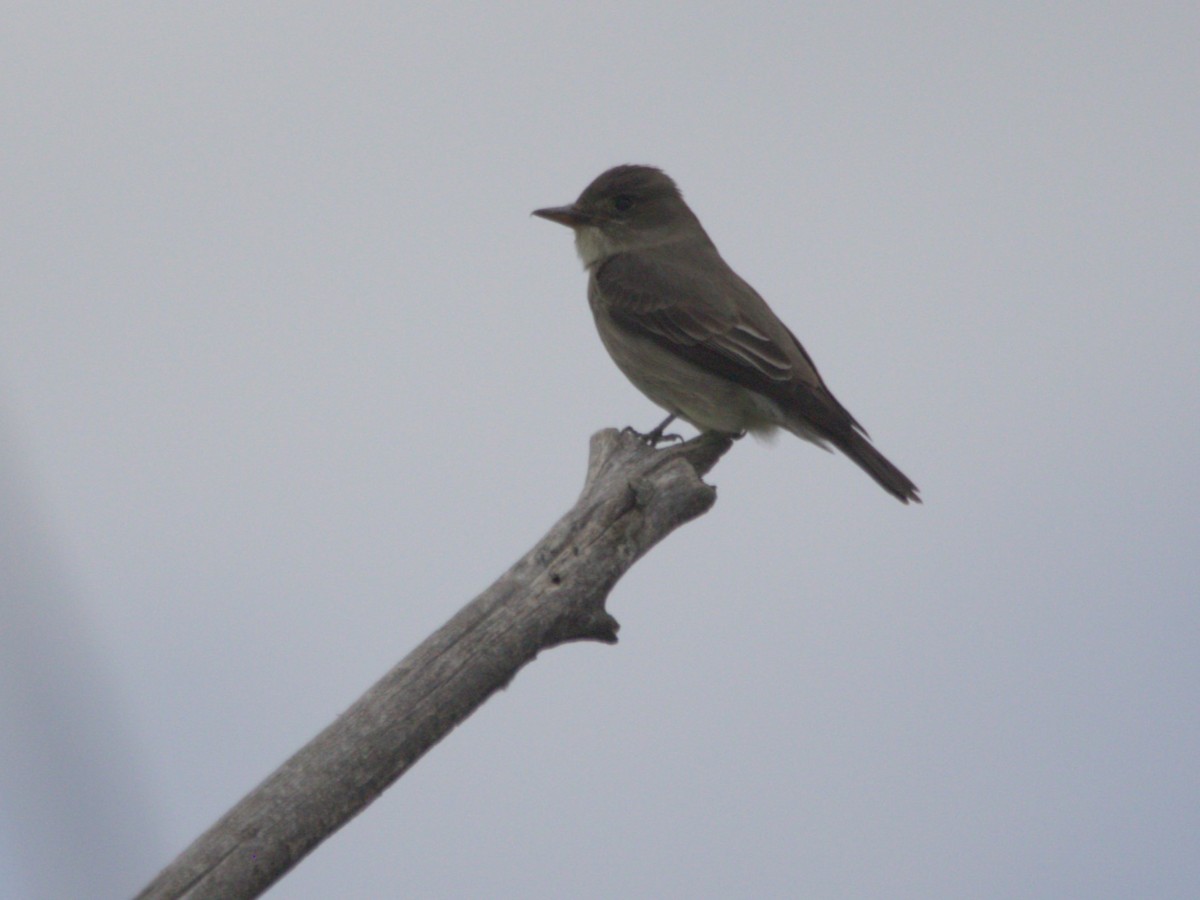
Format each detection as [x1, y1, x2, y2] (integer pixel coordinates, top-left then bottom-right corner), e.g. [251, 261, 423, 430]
[2, 5, 1197, 898]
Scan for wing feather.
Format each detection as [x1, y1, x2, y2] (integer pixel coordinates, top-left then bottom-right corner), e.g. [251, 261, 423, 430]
[592, 249, 865, 441]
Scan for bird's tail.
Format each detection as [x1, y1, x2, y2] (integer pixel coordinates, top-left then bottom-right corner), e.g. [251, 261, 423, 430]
[836, 430, 921, 504]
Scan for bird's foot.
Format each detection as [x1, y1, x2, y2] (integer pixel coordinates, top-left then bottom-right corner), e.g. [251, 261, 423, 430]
[625, 413, 683, 447]
[621, 425, 684, 446]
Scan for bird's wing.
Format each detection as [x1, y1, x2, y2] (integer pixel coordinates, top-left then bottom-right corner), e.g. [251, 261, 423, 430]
[593, 250, 863, 436]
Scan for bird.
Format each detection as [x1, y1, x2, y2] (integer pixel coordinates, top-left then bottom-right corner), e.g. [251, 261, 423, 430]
[533, 165, 920, 504]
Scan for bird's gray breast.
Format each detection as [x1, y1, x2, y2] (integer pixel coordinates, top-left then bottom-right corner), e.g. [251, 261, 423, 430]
[586, 273, 787, 435]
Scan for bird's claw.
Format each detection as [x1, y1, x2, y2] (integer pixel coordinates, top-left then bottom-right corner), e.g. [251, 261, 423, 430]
[620, 424, 680, 446]
[635, 413, 682, 447]
[647, 429, 684, 446]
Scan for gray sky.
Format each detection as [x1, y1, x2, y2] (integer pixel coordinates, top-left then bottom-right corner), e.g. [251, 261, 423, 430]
[2, 5, 1197, 898]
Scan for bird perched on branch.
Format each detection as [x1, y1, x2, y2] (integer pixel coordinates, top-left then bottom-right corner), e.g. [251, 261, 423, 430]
[534, 164, 920, 504]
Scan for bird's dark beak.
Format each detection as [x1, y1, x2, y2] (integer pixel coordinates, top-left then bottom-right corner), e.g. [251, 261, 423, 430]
[532, 204, 593, 228]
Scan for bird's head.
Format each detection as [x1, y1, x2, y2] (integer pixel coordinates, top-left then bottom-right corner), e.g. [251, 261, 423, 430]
[534, 165, 707, 267]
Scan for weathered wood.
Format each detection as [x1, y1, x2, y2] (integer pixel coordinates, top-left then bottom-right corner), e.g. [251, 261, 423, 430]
[137, 428, 732, 899]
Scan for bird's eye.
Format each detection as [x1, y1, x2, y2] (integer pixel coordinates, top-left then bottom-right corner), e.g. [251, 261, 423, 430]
[613, 194, 634, 212]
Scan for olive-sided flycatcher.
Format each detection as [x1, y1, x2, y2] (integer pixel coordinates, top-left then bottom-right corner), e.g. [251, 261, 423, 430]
[534, 164, 919, 504]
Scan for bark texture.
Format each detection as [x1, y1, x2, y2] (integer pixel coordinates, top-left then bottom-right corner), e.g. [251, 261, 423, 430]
[137, 428, 732, 899]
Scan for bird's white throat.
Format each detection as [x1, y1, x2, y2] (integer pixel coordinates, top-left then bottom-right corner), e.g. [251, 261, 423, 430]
[573, 225, 620, 268]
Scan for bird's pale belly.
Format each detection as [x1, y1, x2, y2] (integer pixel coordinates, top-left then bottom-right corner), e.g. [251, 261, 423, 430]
[592, 311, 785, 436]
